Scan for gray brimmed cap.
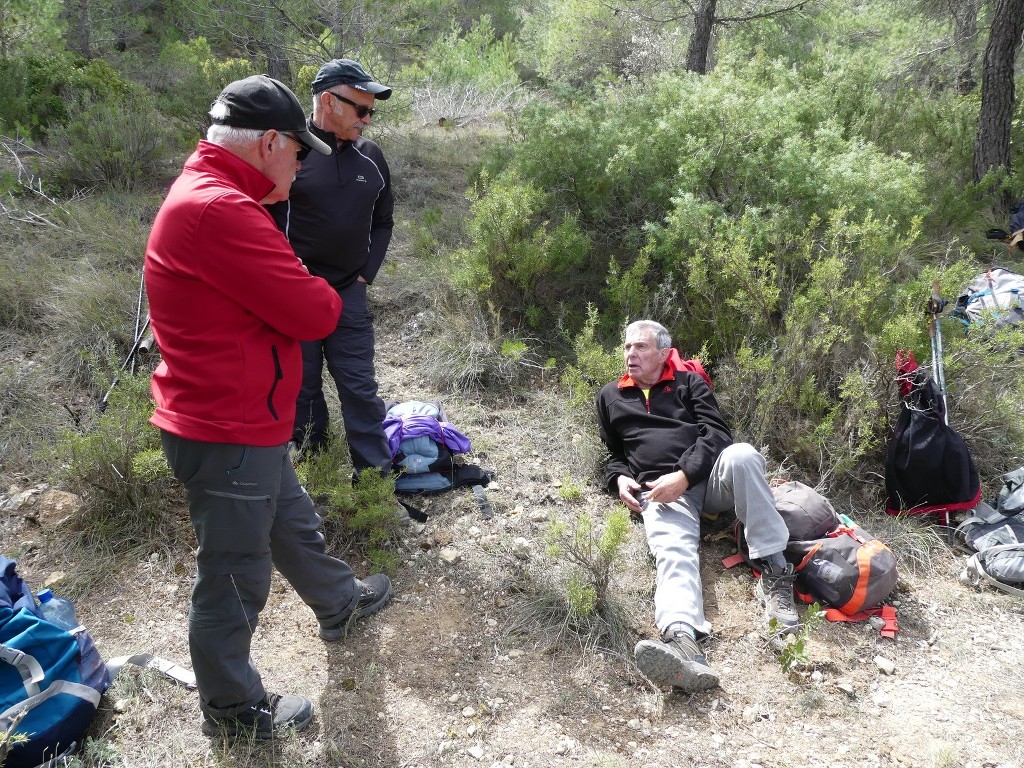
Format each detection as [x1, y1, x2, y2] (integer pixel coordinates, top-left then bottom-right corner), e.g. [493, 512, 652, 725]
[311, 59, 392, 100]
[211, 75, 331, 156]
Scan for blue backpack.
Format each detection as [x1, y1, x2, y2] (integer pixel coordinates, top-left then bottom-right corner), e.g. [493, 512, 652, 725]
[0, 557, 110, 768]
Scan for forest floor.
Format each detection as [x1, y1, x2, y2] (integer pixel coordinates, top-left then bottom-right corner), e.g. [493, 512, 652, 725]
[3, 153, 1024, 767]
[6, 273, 1024, 768]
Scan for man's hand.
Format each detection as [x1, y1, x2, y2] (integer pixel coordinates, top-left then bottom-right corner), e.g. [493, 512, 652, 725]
[616, 475, 644, 514]
[643, 469, 689, 504]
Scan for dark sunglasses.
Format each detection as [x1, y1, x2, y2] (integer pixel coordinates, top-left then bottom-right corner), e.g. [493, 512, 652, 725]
[280, 131, 311, 161]
[327, 91, 376, 119]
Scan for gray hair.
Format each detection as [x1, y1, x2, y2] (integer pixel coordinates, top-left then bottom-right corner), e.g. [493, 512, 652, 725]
[206, 101, 287, 149]
[626, 320, 671, 350]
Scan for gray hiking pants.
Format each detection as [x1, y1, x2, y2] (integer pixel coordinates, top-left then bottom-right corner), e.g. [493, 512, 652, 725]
[160, 431, 361, 717]
[294, 281, 391, 472]
[639, 443, 789, 636]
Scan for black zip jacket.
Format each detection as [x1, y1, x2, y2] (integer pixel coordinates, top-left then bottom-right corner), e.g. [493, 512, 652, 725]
[268, 119, 394, 289]
[596, 365, 733, 493]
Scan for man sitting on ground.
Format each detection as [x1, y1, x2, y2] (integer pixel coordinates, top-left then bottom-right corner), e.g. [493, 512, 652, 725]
[596, 320, 798, 692]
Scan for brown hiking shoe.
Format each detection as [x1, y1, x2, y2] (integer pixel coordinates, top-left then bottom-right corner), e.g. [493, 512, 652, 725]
[634, 626, 720, 692]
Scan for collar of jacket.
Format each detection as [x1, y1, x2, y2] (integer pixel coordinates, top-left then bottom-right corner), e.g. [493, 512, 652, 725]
[616, 348, 686, 390]
[187, 140, 276, 202]
[307, 115, 351, 153]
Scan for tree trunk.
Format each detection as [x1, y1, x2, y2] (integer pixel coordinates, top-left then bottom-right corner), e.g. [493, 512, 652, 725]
[972, 0, 1024, 186]
[952, 0, 980, 94]
[64, 0, 92, 58]
[685, 0, 717, 74]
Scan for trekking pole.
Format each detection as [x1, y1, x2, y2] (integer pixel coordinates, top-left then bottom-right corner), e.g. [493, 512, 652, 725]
[98, 316, 151, 414]
[927, 280, 949, 425]
[130, 271, 145, 375]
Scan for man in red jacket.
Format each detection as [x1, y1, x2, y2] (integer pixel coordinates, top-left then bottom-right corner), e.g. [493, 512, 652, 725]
[597, 320, 798, 693]
[145, 75, 392, 741]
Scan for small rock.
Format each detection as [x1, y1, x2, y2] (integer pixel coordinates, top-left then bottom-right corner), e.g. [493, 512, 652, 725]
[44, 572, 67, 589]
[468, 526, 481, 537]
[810, 670, 823, 683]
[528, 510, 548, 522]
[467, 745, 485, 759]
[467, 723, 478, 737]
[872, 690, 893, 708]
[511, 537, 531, 560]
[508, 649, 525, 658]
[462, 705, 477, 717]
[627, 719, 642, 730]
[437, 740, 457, 756]
[113, 698, 130, 713]
[439, 548, 463, 565]
[874, 655, 896, 675]
[868, 615, 886, 631]
[448, 693, 461, 703]
[836, 681, 856, 698]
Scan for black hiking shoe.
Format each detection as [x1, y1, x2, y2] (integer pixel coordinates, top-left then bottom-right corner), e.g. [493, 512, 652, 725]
[200, 693, 313, 740]
[756, 562, 800, 634]
[634, 626, 720, 693]
[319, 574, 393, 641]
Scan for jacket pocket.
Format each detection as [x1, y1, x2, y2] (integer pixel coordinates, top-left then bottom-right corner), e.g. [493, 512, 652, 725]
[266, 345, 283, 421]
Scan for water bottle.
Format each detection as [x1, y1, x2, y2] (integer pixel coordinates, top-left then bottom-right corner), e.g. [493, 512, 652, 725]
[37, 588, 79, 630]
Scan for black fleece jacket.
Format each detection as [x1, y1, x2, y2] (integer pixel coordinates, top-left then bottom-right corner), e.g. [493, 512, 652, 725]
[596, 366, 733, 493]
[268, 119, 394, 290]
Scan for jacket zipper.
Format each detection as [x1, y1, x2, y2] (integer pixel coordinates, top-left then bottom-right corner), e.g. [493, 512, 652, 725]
[267, 345, 283, 420]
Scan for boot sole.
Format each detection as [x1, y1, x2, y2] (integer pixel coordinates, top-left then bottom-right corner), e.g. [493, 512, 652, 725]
[634, 640, 720, 693]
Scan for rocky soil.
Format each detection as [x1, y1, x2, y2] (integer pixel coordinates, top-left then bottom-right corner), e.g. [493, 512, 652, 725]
[3, 275, 1024, 768]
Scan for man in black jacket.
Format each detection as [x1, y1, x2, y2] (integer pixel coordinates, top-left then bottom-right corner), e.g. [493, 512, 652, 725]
[269, 59, 394, 474]
[596, 320, 798, 692]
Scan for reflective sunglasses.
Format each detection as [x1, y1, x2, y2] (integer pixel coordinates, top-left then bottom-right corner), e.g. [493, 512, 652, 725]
[327, 91, 376, 119]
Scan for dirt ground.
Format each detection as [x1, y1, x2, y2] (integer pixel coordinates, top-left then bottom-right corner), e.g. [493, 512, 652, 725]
[4, 271, 1024, 768]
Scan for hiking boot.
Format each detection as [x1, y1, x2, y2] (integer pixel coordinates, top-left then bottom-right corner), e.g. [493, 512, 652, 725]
[319, 574, 393, 641]
[200, 693, 313, 740]
[634, 626, 720, 693]
[756, 562, 800, 634]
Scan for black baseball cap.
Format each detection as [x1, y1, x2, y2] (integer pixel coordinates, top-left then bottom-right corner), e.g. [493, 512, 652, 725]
[210, 75, 331, 156]
[311, 59, 392, 100]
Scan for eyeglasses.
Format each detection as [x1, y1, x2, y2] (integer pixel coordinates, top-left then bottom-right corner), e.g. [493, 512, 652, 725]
[327, 91, 376, 119]
[279, 131, 311, 161]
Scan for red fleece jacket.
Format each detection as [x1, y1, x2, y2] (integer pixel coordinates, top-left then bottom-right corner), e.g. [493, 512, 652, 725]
[145, 141, 342, 446]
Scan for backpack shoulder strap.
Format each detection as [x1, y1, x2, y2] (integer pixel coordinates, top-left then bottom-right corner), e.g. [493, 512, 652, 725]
[106, 653, 196, 689]
[960, 545, 1024, 598]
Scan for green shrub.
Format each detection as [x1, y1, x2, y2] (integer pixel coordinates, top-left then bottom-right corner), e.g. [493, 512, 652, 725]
[57, 371, 178, 547]
[46, 92, 173, 192]
[561, 304, 623, 411]
[546, 506, 630, 619]
[299, 450, 403, 575]
[0, 53, 135, 139]
[149, 39, 254, 147]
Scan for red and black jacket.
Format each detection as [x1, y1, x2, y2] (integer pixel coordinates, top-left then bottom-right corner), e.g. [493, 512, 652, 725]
[596, 351, 732, 492]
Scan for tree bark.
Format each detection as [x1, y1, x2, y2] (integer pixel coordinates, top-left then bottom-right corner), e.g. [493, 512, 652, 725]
[972, 0, 1024, 186]
[685, 0, 717, 74]
[63, 0, 92, 58]
[951, 0, 980, 94]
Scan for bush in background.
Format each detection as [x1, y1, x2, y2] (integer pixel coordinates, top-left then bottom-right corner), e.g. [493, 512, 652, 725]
[57, 371, 179, 548]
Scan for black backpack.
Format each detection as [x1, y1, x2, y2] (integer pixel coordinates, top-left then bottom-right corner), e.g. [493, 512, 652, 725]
[885, 354, 981, 523]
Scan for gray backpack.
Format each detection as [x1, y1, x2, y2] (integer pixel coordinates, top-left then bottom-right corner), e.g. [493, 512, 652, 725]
[956, 469, 1024, 597]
